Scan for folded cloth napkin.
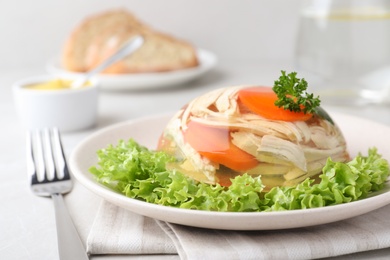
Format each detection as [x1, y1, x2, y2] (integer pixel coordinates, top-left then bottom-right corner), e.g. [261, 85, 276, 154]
[87, 200, 390, 259]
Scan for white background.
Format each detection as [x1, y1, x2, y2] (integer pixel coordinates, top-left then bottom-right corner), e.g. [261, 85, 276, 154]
[0, 0, 301, 71]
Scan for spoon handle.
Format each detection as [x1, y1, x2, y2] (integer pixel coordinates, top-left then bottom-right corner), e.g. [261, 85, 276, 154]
[71, 35, 144, 88]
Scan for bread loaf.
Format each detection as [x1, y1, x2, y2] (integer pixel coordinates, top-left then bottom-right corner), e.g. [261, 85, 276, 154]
[62, 9, 199, 74]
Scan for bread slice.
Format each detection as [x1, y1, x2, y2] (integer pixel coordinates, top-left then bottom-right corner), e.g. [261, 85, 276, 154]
[62, 9, 199, 73]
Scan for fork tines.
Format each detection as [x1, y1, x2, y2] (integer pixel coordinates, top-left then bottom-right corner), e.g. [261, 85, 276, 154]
[27, 128, 70, 185]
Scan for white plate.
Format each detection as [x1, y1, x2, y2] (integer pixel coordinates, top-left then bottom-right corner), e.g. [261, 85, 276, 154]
[69, 112, 390, 230]
[46, 49, 217, 90]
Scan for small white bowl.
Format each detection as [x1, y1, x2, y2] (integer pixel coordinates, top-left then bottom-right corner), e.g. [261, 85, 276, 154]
[13, 75, 99, 132]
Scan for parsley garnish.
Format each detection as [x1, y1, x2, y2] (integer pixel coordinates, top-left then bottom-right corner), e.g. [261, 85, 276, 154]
[273, 70, 320, 114]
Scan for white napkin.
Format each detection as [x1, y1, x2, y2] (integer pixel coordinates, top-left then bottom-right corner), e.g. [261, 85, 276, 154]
[87, 200, 390, 259]
[87, 201, 176, 255]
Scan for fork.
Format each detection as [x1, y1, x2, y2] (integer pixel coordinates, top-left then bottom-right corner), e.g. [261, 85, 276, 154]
[27, 128, 89, 260]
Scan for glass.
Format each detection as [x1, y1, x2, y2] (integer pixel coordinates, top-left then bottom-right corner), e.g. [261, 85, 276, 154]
[295, 0, 390, 105]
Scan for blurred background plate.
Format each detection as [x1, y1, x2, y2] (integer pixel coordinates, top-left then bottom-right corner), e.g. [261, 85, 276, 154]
[46, 48, 217, 91]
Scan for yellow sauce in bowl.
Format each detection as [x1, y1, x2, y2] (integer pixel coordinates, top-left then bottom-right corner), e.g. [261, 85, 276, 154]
[25, 79, 89, 90]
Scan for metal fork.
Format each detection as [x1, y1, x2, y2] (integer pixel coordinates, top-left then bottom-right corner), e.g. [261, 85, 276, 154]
[27, 128, 89, 260]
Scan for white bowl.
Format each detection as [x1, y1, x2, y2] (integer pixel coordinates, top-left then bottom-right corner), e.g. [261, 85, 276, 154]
[13, 75, 99, 132]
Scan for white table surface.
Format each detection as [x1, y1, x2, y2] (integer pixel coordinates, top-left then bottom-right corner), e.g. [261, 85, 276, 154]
[2, 61, 390, 260]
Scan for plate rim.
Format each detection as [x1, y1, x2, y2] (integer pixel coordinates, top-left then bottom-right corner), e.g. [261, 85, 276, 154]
[69, 112, 390, 230]
[46, 48, 217, 90]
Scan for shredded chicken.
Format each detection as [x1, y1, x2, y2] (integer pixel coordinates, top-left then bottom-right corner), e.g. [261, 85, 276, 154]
[159, 86, 349, 188]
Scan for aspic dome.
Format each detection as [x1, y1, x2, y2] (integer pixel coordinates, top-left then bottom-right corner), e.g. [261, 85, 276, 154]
[158, 85, 349, 190]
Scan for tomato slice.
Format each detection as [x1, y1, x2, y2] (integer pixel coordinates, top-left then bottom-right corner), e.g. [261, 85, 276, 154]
[238, 87, 313, 121]
[183, 120, 258, 172]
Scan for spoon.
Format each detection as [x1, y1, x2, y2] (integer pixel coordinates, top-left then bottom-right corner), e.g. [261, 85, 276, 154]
[71, 35, 144, 89]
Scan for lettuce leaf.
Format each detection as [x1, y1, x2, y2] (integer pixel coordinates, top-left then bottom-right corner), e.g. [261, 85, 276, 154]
[90, 140, 389, 212]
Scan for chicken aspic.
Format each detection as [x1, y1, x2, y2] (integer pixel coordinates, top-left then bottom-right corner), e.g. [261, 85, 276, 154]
[158, 85, 349, 190]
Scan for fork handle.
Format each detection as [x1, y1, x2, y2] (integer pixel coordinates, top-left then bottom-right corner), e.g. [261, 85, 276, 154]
[52, 193, 89, 260]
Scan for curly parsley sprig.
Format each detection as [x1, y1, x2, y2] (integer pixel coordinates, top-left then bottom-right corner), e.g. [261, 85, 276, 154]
[272, 71, 320, 114]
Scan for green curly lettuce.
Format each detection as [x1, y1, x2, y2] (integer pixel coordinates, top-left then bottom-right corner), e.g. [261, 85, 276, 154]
[90, 139, 389, 212]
